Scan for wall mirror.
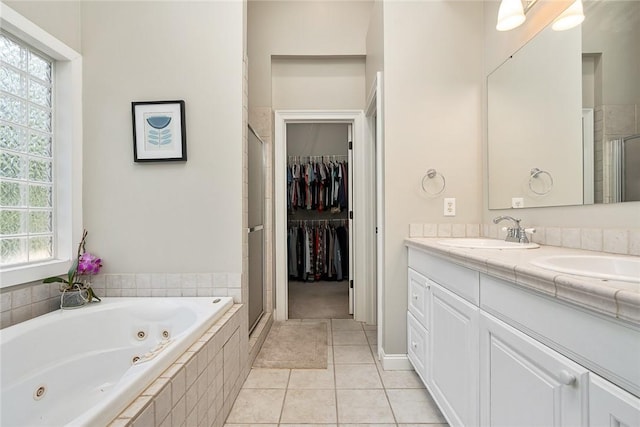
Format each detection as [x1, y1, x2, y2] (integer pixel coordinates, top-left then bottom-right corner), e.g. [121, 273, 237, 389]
[487, 1, 640, 209]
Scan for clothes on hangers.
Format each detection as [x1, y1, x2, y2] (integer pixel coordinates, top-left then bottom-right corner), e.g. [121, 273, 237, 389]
[287, 221, 349, 282]
[287, 157, 348, 214]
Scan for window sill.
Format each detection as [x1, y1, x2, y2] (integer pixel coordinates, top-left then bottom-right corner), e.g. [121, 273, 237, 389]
[1, 259, 73, 288]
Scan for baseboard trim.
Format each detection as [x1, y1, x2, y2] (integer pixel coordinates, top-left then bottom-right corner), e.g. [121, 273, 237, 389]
[379, 348, 413, 371]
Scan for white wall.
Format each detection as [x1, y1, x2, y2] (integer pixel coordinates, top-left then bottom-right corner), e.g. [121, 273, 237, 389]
[286, 123, 348, 157]
[248, 0, 373, 110]
[272, 57, 366, 110]
[3, 0, 81, 53]
[365, 0, 384, 93]
[82, 1, 244, 274]
[482, 0, 640, 227]
[381, 1, 484, 354]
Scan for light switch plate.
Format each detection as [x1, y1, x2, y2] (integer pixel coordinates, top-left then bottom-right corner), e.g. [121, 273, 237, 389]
[444, 198, 456, 216]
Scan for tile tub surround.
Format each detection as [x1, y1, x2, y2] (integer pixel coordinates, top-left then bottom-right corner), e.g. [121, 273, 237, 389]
[225, 319, 448, 426]
[1, 272, 242, 329]
[409, 223, 640, 256]
[405, 238, 640, 324]
[109, 303, 247, 427]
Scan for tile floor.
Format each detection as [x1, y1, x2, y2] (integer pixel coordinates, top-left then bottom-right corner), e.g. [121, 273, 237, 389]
[225, 319, 448, 426]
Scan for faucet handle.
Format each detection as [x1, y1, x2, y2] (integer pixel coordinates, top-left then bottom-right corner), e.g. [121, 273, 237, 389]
[524, 228, 536, 234]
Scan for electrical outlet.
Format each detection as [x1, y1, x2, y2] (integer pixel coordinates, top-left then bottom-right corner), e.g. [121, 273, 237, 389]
[444, 198, 456, 216]
[512, 197, 524, 208]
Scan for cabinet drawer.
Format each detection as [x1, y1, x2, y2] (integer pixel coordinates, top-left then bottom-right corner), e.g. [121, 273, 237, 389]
[407, 311, 428, 382]
[408, 248, 479, 305]
[408, 268, 430, 328]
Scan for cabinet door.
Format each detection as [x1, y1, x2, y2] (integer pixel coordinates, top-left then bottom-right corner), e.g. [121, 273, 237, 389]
[589, 374, 640, 427]
[430, 283, 479, 427]
[479, 312, 589, 427]
[408, 268, 430, 328]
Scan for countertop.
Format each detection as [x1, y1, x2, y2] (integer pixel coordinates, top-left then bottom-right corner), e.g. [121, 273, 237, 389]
[405, 237, 640, 325]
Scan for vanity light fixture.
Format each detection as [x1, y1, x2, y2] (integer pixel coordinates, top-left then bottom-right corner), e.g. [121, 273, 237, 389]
[496, 0, 538, 31]
[552, 0, 585, 31]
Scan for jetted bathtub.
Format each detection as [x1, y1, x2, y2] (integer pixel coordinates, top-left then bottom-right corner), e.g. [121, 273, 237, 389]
[0, 296, 234, 426]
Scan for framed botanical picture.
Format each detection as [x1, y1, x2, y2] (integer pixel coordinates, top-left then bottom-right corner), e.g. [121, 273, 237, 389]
[132, 100, 187, 162]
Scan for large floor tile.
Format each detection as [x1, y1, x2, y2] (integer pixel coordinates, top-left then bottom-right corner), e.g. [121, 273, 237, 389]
[398, 424, 448, 427]
[225, 389, 285, 423]
[379, 370, 425, 389]
[335, 364, 383, 389]
[331, 319, 363, 331]
[280, 424, 337, 427]
[341, 424, 396, 427]
[333, 345, 374, 364]
[280, 389, 337, 423]
[332, 330, 368, 346]
[224, 424, 278, 427]
[336, 389, 395, 423]
[386, 389, 447, 424]
[242, 368, 290, 389]
[288, 366, 335, 389]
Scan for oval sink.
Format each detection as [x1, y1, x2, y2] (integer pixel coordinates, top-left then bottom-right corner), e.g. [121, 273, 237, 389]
[531, 255, 640, 283]
[437, 238, 540, 249]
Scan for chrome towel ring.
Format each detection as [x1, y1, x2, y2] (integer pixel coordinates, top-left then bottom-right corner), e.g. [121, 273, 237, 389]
[422, 168, 446, 195]
[529, 168, 553, 195]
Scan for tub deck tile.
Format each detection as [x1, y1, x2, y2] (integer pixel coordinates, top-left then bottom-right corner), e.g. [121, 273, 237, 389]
[121, 396, 152, 419]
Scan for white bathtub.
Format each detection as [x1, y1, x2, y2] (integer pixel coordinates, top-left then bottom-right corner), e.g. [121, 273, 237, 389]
[0, 296, 233, 427]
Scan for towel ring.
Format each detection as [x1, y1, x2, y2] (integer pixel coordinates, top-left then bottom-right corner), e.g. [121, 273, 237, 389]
[529, 168, 553, 195]
[422, 168, 446, 195]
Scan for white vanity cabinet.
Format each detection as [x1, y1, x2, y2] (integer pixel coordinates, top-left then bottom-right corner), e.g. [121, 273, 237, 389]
[406, 245, 640, 427]
[479, 312, 588, 427]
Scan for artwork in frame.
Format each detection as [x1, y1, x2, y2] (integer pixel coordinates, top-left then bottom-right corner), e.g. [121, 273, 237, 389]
[132, 100, 187, 162]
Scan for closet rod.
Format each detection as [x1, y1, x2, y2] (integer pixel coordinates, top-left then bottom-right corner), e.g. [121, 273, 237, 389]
[287, 218, 348, 224]
[287, 154, 348, 162]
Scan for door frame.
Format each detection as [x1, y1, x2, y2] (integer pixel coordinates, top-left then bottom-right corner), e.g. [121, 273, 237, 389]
[366, 72, 384, 351]
[274, 110, 372, 322]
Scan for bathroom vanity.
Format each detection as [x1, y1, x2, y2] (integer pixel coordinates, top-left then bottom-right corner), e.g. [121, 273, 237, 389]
[405, 238, 640, 427]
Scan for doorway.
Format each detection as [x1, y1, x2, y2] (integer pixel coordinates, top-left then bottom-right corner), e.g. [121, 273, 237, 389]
[274, 110, 375, 323]
[285, 122, 352, 319]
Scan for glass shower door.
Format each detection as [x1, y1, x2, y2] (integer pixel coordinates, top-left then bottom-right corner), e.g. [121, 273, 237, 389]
[248, 126, 265, 332]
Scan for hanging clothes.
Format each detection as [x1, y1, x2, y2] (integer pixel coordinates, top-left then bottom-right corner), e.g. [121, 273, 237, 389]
[287, 221, 349, 282]
[287, 157, 348, 215]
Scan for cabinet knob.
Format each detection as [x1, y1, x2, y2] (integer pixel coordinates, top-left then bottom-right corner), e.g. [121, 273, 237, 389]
[558, 370, 576, 385]
[413, 294, 419, 300]
[412, 341, 418, 349]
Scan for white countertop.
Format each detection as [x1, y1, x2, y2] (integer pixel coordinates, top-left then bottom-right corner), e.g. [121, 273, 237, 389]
[405, 237, 640, 325]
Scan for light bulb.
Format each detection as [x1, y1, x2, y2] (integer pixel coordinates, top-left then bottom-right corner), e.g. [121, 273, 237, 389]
[552, 0, 585, 31]
[496, 0, 526, 31]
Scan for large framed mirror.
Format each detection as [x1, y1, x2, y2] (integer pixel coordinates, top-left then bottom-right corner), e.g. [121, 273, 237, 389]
[487, 1, 640, 209]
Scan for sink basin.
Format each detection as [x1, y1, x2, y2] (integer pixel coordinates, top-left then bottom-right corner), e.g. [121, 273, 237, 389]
[531, 255, 640, 283]
[437, 238, 539, 249]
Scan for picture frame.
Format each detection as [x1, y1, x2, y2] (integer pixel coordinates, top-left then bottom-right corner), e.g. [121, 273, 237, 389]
[132, 100, 187, 162]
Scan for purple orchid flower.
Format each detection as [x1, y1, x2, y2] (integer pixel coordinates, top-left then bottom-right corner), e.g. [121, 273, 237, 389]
[78, 252, 102, 275]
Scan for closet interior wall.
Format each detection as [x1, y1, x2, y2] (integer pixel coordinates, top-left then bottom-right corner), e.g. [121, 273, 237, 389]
[286, 123, 351, 319]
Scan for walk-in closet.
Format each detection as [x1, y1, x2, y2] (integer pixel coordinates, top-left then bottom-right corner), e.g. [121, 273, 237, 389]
[286, 123, 352, 319]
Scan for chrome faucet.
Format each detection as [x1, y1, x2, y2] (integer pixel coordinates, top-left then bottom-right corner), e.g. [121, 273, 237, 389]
[493, 216, 531, 244]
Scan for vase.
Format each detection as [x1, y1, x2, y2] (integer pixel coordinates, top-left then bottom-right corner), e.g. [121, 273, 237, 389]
[60, 289, 89, 309]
